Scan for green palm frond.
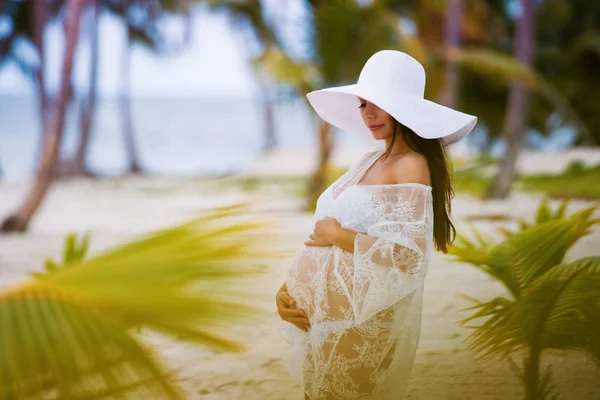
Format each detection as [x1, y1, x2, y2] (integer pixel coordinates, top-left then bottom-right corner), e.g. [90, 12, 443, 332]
[570, 32, 600, 58]
[496, 199, 573, 239]
[0, 204, 275, 399]
[503, 207, 598, 290]
[455, 197, 600, 400]
[450, 238, 519, 297]
[553, 199, 571, 220]
[447, 47, 591, 142]
[476, 257, 600, 363]
[447, 47, 537, 87]
[38, 233, 91, 276]
[458, 294, 514, 324]
[450, 203, 598, 298]
[0, 290, 183, 400]
[251, 46, 317, 92]
[497, 227, 515, 239]
[534, 198, 553, 225]
[454, 221, 495, 249]
[510, 198, 572, 235]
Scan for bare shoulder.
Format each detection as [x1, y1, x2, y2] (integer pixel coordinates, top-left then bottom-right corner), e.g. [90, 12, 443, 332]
[393, 152, 431, 186]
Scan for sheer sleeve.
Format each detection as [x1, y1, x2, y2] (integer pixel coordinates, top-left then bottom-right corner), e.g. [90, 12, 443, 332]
[351, 185, 432, 325]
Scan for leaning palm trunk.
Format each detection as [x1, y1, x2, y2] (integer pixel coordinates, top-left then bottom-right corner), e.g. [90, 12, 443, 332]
[486, 0, 535, 199]
[30, 0, 49, 165]
[306, 120, 333, 210]
[56, 0, 100, 178]
[121, 28, 142, 174]
[0, 0, 85, 232]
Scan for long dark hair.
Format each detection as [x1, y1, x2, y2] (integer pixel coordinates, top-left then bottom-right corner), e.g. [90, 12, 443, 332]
[383, 120, 456, 254]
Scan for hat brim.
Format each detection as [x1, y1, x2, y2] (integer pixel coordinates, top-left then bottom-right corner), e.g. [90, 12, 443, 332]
[306, 84, 477, 147]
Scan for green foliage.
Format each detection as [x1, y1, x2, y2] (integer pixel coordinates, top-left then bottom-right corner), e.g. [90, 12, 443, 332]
[450, 157, 600, 200]
[36, 233, 91, 276]
[564, 160, 587, 174]
[451, 156, 494, 198]
[0, 205, 274, 399]
[449, 199, 600, 400]
[255, 0, 402, 94]
[533, 0, 600, 145]
[521, 163, 600, 200]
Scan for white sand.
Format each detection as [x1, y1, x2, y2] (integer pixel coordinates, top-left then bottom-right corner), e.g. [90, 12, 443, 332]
[1, 160, 599, 399]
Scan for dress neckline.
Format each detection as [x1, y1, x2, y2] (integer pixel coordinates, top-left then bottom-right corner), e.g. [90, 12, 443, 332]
[356, 150, 386, 186]
[353, 150, 433, 189]
[356, 182, 432, 189]
[332, 150, 432, 200]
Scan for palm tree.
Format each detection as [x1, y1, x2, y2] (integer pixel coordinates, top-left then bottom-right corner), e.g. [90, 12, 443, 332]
[54, 0, 191, 178]
[0, 0, 51, 139]
[33, 0, 49, 124]
[106, 0, 192, 175]
[1, 0, 86, 233]
[531, 0, 600, 145]
[486, 0, 536, 199]
[55, 0, 101, 178]
[209, 0, 281, 152]
[449, 199, 600, 400]
[303, 0, 402, 209]
[0, 205, 273, 398]
[120, 23, 143, 174]
[389, 0, 590, 197]
[438, 0, 463, 108]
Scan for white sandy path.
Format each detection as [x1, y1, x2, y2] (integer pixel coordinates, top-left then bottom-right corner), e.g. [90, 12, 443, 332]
[0, 177, 599, 400]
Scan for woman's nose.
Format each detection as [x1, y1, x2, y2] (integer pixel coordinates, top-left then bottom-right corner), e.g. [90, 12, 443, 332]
[363, 102, 377, 117]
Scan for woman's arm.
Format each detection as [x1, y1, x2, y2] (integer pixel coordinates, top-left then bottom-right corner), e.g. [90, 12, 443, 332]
[330, 226, 358, 253]
[305, 217, 358, 252]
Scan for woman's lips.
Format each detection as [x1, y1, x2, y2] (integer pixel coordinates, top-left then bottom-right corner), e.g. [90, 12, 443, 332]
[369, 124, 384, 131]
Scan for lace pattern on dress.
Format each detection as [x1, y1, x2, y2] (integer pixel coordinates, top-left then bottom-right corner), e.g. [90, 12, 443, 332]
[281, 149, 434, 400]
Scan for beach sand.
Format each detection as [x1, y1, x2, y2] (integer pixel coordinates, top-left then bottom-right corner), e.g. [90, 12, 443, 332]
[1, 154, 599, 399]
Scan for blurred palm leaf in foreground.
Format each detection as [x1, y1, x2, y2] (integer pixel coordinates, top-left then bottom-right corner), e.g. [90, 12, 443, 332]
[0, 204, 274, 399]
[449, 199, 600, 400]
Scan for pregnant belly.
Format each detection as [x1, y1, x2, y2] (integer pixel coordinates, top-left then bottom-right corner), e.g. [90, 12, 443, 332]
[286, 245, 334, 320]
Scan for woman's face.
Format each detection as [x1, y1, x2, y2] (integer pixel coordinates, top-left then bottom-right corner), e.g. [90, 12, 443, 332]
[358, 97, 394, 140]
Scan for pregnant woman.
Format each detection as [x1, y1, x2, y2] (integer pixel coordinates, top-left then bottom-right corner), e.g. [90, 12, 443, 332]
[276, 50, 477, 399]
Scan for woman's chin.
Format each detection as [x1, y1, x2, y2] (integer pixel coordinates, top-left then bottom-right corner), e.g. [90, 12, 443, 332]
[370, 131, 390, 140]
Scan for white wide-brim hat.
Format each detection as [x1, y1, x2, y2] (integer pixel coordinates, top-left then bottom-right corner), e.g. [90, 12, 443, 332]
[306, 50, 477, 147]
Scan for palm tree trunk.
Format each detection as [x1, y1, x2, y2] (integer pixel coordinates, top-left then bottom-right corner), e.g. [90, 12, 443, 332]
[523, 345, 542, 400]
[182, 0, 192, 46]
[486, 0, 535, 199]
[31, 0, 49, 164]
[32, 0, 48, 124]
[306, 120, 333, 210]
[259, 79, 276, 152]
[1, 0, 86, 233]
[439, 0, 462, 108]
[56, 0, 100, 178]
[121, 28, 142, 174]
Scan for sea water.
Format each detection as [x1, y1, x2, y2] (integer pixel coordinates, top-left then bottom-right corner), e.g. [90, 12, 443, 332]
[0, 95, 343, 179]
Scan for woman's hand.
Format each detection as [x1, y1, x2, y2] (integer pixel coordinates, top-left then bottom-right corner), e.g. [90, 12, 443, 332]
[305, 217, 341, 247]
[276, 285, 311, 332]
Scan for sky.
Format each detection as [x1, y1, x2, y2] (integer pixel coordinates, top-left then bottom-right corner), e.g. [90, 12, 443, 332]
[0, 3, 309, 99]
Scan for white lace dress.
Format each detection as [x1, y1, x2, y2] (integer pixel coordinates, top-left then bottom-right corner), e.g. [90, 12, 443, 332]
[280, 149, 434, 400]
